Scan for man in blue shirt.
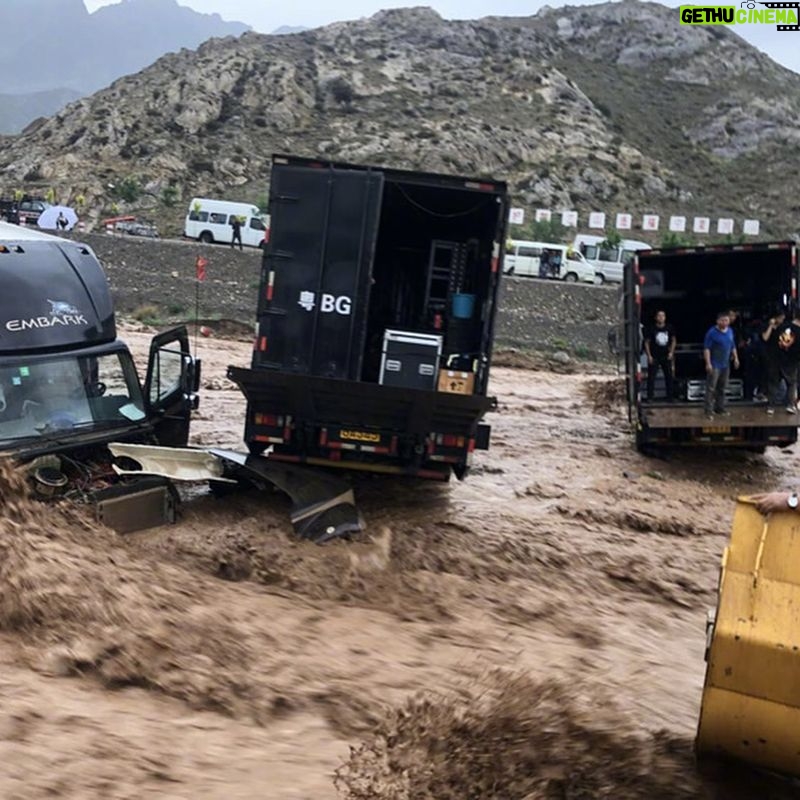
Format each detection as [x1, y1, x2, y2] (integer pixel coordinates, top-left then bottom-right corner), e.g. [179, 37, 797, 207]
[704, 310, 739, 418]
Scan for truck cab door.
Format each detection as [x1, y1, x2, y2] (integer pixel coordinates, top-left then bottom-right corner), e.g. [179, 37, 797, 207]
[143, 326, 199, 447]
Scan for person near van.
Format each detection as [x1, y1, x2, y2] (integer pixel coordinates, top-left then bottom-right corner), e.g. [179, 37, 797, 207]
[644, 310, 676, 402]
[56, 211, 68, 231]
[548, 250, 561, 278]
[763, 307, 800, 415]
[704, 311, 739, 418]
[539, 250, 550, 279]
[230, 215, 243, 250]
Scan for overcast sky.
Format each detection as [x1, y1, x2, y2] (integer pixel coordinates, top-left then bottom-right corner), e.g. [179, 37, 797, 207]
[83, 0, 799, 74]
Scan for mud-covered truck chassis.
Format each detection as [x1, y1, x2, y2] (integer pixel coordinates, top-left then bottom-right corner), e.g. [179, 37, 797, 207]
[229, 154, 508, 480]
[616, 241, 799, 452]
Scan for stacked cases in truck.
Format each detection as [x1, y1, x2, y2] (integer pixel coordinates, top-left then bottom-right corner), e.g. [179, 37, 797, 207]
[379, 330, 442, 391]
[228, 154, 508, 479]
[621, 241, 799, 450]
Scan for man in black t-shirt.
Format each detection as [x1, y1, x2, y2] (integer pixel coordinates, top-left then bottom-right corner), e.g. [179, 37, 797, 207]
[644, 309, 676, 401]
[763, 307, 800, 414]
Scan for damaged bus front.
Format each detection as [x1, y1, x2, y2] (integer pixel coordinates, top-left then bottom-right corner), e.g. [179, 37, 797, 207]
[0, 224, 198, 527]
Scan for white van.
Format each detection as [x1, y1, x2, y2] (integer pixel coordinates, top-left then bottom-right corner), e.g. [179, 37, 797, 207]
[573, 234, 651, 284]
[503, 240, 596, 283]
[184, 198, 269, 248]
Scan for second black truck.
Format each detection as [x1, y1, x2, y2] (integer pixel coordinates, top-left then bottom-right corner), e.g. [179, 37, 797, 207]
[617, 240, 799, 451]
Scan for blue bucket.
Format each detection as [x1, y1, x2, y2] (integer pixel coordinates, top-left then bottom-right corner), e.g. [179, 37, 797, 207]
[452, 293, 476, 319]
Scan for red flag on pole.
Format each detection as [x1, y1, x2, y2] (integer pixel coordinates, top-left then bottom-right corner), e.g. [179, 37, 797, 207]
[195, 255, 207, 282]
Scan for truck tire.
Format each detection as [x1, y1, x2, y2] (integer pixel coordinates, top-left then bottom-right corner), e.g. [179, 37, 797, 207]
[199, 231, 214, 244]
[595, 273, 606, 285]
[564, 272, 578, 283]
[635, 429, 658, 456]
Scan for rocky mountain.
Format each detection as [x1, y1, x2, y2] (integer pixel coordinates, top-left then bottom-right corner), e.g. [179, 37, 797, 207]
[0, 0, 248, 132]
[272, 25, 310, 35]
[1, 2, 798, 238]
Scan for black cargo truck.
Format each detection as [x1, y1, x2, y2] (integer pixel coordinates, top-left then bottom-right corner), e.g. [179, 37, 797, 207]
[617, 240, 799, 451]
[228, 154, 509, 479]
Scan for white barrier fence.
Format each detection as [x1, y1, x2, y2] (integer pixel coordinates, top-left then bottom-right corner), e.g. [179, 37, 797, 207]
[509, 207, 760, 236]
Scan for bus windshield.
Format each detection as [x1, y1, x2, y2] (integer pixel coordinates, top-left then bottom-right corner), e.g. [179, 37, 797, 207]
[0, 350, 145, 444]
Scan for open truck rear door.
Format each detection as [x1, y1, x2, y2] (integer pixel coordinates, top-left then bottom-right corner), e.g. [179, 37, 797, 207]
[143, 326, 197, 447]
[257, 159, 384, 379]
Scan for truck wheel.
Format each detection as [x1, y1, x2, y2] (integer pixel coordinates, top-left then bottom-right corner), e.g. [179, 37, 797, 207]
[199, 231, 214, 244]
[595, 273, 605, 285]
[564, 272, 578, 283]
[635, 429, 658, 456]
[453, 462, 469, 480]
[505, 266, 514, 276]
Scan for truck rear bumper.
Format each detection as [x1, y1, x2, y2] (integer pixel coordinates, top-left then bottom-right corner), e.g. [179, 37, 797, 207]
[227, 366, 495, 477]
[642, 403, 800, 429]
[228, 366, 494, 435]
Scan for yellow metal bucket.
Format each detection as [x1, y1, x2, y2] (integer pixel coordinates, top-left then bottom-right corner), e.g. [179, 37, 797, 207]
[697, 500, 800, 775]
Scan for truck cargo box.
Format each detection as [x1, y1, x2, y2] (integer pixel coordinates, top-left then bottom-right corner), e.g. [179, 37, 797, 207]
[229, 155, 508, 479]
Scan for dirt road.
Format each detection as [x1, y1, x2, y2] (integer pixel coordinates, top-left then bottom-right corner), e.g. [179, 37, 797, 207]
[1, 323, 798, 798]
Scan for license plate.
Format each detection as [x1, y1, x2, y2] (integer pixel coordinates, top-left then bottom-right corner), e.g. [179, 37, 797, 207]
[337, 428, 382, 444]
[702, 426, 731, 434]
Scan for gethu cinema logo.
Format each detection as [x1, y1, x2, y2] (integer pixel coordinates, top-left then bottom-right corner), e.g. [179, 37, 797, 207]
[679, 1, 799, 24]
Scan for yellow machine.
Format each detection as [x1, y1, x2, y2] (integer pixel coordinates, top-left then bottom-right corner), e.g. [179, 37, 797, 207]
[697, 500, 800, 775]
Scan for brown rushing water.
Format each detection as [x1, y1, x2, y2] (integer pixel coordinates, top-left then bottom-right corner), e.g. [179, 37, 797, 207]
[0, 324, 798, 799]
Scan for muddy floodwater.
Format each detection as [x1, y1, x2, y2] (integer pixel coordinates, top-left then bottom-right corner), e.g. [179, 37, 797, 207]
[1, 323, 799, 799]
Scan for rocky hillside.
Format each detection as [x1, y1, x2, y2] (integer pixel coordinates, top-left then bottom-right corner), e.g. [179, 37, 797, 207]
[1, 2, 798, 237]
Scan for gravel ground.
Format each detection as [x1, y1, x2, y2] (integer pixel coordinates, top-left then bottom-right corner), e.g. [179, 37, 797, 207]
[496, 275, 618, 360]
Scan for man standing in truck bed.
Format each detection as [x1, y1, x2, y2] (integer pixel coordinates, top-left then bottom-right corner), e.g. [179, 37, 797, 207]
[763, 306, 800, 415]
[704, 311, 739, 419]
[644, 309, 676, 402]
